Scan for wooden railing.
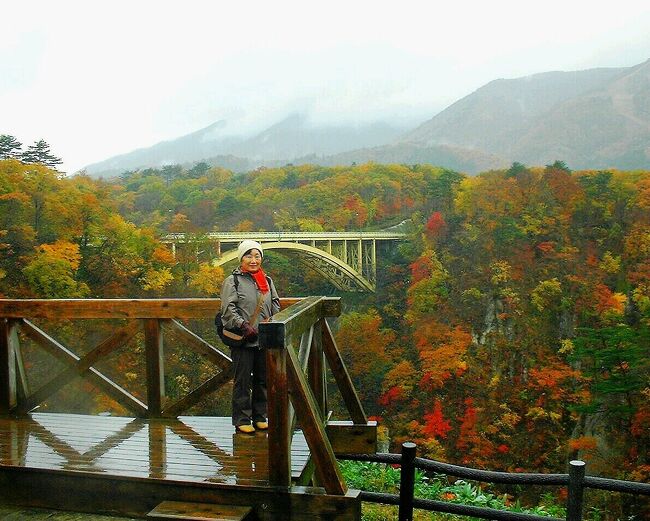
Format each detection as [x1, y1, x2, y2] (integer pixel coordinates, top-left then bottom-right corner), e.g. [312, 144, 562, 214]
[0, 298, 305, 417]
[0, 297, 375, 495]
[259, 296, 376, 495]
[340, 442, 650, 521]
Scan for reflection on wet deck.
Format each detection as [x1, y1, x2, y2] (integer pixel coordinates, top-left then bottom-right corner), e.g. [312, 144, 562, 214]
[0, 413, 309, 486]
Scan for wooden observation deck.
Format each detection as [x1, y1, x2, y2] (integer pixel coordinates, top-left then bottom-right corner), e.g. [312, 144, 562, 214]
[0, 298, 376, 520]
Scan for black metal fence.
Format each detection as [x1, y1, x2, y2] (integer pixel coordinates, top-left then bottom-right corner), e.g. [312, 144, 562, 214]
[339, 442, 650, 521]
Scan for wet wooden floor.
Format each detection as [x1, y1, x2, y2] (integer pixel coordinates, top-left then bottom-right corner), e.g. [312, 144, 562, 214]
[0, 413, 310, 487]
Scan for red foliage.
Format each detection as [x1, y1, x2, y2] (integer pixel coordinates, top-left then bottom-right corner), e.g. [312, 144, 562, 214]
[379, 386, 403, 406]
[631, 408, 650, 437]
[536, 241, 556, 254]
[409, 254, 434, 284]
[456, 398, 478, 451]
[425, 211, 447, 239]
[423, 399, 452, 439]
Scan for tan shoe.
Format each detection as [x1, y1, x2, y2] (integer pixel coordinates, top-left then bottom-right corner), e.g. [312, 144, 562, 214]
[236, 424, 255, 434]
[254, 421, 268, 430]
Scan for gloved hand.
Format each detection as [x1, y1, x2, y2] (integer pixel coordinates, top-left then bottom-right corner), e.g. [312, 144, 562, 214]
[241, 321, 258, 341]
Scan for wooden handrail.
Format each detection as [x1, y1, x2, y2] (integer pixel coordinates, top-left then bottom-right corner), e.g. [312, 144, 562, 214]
[0, 298, 304, 319]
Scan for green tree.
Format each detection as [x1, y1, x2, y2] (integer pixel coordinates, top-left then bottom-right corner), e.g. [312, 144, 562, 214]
[571, 325, 649, 420]
[187, 161, 211, 179]
[21, 139, 63, 169]
[0, 134, 23, 159]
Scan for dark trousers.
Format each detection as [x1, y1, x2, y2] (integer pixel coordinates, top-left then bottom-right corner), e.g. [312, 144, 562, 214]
[231, 346, 267, 426]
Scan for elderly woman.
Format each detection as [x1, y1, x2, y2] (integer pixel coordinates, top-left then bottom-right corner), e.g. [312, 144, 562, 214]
[220, 240, 280, 434]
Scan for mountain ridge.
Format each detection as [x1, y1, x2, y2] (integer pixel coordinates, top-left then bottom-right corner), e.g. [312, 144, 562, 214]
[84, 59, 650, 177]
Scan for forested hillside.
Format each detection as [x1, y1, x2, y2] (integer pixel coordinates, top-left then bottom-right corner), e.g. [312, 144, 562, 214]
[1, 158, 648, 516]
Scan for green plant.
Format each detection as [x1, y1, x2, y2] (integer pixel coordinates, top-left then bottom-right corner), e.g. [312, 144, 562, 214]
[339, 461, 567, 520]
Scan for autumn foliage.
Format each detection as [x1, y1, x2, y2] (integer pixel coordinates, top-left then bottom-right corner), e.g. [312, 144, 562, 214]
[1, 157, 649, 516]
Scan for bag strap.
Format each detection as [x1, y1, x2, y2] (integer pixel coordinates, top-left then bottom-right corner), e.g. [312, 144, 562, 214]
[234, 272, 268, 328]
[249, 292, 265, 328]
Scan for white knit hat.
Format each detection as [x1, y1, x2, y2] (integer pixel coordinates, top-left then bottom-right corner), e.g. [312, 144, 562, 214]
[237, 239, 264, 262]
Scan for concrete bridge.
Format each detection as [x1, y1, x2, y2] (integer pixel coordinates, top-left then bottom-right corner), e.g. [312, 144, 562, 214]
[162, 230, 407, 292]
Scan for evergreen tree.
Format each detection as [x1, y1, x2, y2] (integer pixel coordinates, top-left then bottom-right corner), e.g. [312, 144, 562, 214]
[0, 134, 23, 159]
[187, 161, 210, 179]
[21, 139, 63, 169]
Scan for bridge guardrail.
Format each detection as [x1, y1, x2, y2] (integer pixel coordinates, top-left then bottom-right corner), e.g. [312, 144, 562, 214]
[161, 230, 407, 242]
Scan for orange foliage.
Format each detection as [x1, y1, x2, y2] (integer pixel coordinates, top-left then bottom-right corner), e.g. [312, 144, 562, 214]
[343, 195, 368, 227]
[410, 254, 434, 284]
[152, 246, 175, 265]
[37, 240, 82, 270]
[536, 241, 556, 254]
[528, 360, 583, 402]
[568, 436, 598, 460]
[416, 322, 471, 390]
[569, 436, 598, 451]
[592, 283, 625, 315]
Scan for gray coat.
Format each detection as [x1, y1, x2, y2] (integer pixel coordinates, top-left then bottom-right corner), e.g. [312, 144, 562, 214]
[220, 268, 281, 347]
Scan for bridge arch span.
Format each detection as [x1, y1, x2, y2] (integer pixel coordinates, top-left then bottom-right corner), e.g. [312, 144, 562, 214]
[213, 241, 374, 292]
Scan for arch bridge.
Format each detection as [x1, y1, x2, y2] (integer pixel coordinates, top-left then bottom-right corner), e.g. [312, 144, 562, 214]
[163, 231, 406, 292]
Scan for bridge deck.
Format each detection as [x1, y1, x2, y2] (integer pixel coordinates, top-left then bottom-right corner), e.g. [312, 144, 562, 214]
[0, 413, 309, 486]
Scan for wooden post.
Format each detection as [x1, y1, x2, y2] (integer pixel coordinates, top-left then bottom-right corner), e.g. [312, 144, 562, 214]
[567, 460, 586, 521]
[308, 320, 326, 419]
[144, 319, 165, 417]
[262, 321, 291, 488]
[0, 319, 18, 414]
[399, 442, 416, 521]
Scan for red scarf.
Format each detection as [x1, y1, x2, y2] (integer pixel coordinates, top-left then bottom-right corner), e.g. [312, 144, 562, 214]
[245, 268, 269, 293]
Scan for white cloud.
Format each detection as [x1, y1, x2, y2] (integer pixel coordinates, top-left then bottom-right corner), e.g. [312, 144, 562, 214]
[1, 0, 649, 173]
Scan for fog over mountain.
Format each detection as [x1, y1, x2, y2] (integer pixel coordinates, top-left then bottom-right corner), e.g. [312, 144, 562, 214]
[84, 59, 650, 177]
[84, 114, 414, 177]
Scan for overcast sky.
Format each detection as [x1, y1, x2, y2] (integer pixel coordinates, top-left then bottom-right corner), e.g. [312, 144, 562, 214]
[2, 0, 650, 174]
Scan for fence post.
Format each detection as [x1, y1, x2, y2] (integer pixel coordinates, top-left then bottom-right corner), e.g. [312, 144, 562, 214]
[262, 321, 291, 488]
[399, 442, 416, 521]
[567, 460, 586, 521]
[0, 319, 17, 415]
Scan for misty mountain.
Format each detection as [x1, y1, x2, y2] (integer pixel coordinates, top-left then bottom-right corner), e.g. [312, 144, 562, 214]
[228, 114, 407, 160]
[83, 120, 247, 177]
[299, 142, 505, 174]
[84, 114, 410, 177]
[403, 59, 650, 170]
[84, 59, 650, 177]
